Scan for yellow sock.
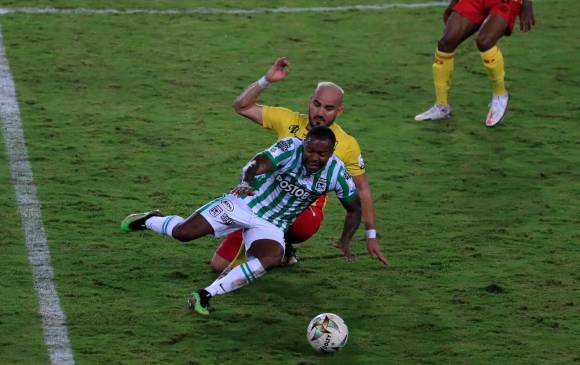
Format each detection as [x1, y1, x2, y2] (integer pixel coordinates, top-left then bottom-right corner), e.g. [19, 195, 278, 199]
[229, 241, 247, 267]
[432, 49, 454, 106]
[480, 46, 506, 96]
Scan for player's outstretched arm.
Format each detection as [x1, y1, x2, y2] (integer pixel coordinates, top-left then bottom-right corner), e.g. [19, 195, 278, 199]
[232, 57, 291, 125]
[335, 196, 362, 262]
[519, 0, 535, 32]
[352, 174, 388, 266]
[231, 154, 274, 197]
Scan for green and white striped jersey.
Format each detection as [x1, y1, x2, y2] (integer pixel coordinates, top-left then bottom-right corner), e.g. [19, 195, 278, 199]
[241, 137, 357, 231]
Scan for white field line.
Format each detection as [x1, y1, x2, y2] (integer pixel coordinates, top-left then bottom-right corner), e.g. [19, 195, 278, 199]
[0, 2, 447, 15]
[0, 26, 75, 365]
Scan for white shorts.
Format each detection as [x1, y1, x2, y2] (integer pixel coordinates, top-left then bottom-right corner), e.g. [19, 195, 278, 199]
[197, 194, 286, 253]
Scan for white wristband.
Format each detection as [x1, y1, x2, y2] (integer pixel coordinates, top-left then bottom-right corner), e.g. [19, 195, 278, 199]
[366, 229, 377, 239]
[257, 76, 270, 89]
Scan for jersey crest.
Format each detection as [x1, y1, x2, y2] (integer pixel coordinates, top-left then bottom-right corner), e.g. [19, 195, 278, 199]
[315, 178, 327, 193]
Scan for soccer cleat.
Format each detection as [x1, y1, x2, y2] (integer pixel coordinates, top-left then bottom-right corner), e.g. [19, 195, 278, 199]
[281, 243, 299, 266]
[485, 93, 510, 128]
[120, 210, 161, 233]
[414, 103, 452, 121]
[187, 289, 211, 316]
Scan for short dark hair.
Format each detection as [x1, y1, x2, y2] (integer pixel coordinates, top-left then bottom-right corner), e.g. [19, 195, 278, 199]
[305, 126, 336, 149]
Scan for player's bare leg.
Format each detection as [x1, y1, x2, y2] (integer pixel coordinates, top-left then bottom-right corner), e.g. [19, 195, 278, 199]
[121, 210, 214, 241]
[190, 239, 283, 316]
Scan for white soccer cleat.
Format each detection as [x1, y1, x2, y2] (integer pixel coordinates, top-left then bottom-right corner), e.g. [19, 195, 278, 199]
[485, 93, 510, 128]
[415, 103, 452, 121]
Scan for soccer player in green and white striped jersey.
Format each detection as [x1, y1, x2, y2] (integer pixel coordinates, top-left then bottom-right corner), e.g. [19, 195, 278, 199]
[120, 126, 362, 316]
[241, 135, 357, 233]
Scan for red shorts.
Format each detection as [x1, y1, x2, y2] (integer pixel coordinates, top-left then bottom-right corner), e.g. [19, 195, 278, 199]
[215, 195, 327, 261]
[454, 0, 522, 35]
[285, 205, 324, 244]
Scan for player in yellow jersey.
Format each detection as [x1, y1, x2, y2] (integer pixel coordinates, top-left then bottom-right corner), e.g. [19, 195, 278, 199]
[415, 0, 535, 127]
[210, 57, 387, 272]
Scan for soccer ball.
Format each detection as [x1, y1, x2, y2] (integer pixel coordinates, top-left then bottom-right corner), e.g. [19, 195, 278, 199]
[306, 313, 349, 352]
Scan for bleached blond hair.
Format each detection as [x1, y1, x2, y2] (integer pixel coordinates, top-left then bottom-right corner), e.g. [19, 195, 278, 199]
[315, 81, 345, 96]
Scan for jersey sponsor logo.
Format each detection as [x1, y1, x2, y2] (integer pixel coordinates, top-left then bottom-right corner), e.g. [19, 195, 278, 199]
[209, 205, 223, 217]
[289, 124, 300, 135]
[358, 155, 366, 169]
[276, 175, 312, 200]
[219, 213, 234, 225]
[221, 199, 234, 212]
[276, 140, 291, 152]
[315, 178, 327, 193]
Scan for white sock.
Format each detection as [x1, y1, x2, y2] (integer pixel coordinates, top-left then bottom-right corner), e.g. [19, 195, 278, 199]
[205, 258, 266, 297]
[145, 215, 185, 237]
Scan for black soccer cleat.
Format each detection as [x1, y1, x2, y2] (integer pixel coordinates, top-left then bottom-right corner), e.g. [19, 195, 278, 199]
[282, 243, 299, 265]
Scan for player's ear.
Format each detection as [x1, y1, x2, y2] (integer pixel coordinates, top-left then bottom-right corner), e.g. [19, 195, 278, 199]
[336, 106, 344, 117]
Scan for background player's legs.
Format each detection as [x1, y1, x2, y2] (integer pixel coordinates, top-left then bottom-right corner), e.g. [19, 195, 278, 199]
[438, 12, 479, 53]
[477, 14, 508, 95]
[416, 12, 478, 121]
[476, 14, 510, 127]
[435, 12, 479, 105]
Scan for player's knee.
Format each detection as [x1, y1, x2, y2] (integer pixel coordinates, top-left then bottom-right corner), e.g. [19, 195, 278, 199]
[437, 37, 458, 53]
[210, 254, 229, 273]
[259, 254, 283, 270]
[248, 240, 284, 269]
[475, 35, 497, 52]
[210, 261, 226, 273]
[171, 224, 193, 242]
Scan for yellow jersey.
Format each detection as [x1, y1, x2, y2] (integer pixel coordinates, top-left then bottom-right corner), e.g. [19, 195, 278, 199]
[262, 106, 366, 176]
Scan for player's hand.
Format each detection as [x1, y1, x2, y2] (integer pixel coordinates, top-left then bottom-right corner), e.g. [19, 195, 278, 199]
[231, 182, 255, 197]
[519, 1, 535, 32]
[265, 57, 290, 83]
[333, 241, 353, 262]
[366, 238, 388, 266]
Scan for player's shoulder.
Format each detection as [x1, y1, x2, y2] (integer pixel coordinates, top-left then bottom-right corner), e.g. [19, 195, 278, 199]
[326, 155, 354, 184]
[331, 123, 360, 147]
[263, 106, 308, 137]
[331, 123, 362, 160]
[328, 154, 349, 172]
[274, 136, 302, 151]
[264, 106, 304, 122]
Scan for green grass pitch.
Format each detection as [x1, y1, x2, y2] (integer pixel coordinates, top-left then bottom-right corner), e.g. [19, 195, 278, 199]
[0, 1, 579, 364]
